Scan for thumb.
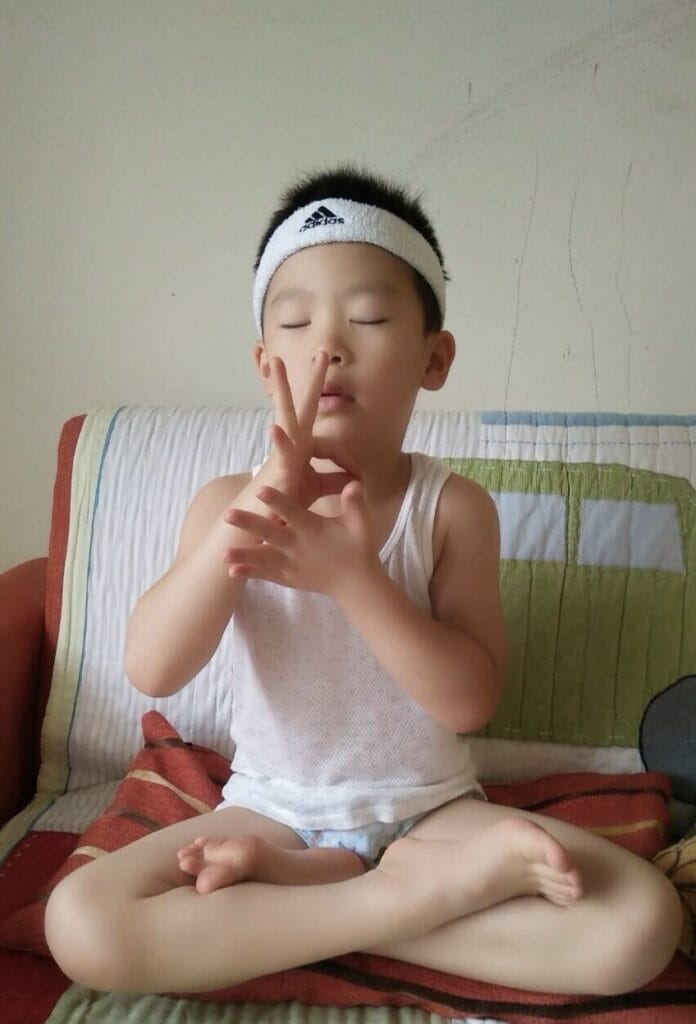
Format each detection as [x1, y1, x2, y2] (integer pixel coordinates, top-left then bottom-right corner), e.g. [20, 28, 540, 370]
[341, 480, 365, 514]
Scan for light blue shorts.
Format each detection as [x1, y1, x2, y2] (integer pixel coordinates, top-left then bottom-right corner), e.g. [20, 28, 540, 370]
[286, 789, 487, 869]
[287, 809, 434, 870]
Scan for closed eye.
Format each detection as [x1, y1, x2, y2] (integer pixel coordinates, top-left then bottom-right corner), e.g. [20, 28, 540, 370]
[280, 320, 388, 328]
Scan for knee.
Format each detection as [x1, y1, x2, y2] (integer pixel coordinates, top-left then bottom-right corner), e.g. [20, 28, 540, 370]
[45, 867, 141, 992]
[590, 870, 683, 996]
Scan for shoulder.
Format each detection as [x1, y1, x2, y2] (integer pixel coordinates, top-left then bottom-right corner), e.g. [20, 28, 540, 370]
[432, 466, 500, 568]
[172, 471, 251, 565]
[430, 467, 506, 681]
[191, 471, 252, 509]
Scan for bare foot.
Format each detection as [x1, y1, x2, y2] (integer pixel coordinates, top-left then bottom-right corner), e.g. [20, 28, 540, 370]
[376, 818, 583, 920]
[177, 834, 366, 894]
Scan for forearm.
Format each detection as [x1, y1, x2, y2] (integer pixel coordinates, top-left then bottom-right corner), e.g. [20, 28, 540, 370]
[333, 566, 502, 733]
[124, 518, 242, 696]
[124, 480, 277, 697]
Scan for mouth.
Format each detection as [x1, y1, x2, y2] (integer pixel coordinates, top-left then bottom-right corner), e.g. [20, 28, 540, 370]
[318, 386, 355, 411]
[321, 384, 353, 399]
[320, 382, 354, 398]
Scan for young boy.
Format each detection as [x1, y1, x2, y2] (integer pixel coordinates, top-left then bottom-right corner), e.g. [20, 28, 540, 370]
[45, 164, 681, 997]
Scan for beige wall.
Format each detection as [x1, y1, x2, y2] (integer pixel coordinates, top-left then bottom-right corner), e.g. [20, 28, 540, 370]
[2, 0, 695, 571]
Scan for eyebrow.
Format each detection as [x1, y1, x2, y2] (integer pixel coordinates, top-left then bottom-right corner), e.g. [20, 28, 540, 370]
[269, 281, 399, 307]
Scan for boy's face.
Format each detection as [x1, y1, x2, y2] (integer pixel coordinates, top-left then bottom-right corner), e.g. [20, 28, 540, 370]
[255, 242, 455, 451]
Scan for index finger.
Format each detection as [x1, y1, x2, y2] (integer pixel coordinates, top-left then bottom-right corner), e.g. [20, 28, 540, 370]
[269, 357, 299, 437]
[296, 349, 329, 429]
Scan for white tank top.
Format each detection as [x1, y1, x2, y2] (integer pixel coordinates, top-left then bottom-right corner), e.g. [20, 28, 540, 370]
[218, 452, 482, 829]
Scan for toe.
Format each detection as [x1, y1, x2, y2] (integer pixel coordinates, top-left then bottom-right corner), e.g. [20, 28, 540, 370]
[196, 862, 240, 894]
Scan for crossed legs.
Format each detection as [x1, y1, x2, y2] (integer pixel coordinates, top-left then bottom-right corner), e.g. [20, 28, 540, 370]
[363, 796, 683, 994]
[44, 798, 682, 997]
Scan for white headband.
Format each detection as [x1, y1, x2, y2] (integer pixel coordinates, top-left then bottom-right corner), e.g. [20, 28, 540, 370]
[253, 197, 446, 334]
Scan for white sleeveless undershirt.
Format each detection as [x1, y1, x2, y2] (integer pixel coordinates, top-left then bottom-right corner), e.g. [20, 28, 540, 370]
[218, 451, 482, 829]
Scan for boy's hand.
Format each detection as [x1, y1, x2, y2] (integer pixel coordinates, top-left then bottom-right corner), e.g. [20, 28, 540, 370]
[223, 480, 382, 599]
[252, 353, 359, 509]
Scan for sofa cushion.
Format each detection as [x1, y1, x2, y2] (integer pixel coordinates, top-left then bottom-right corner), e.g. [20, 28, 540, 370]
[0, 558, 47, 825]
[654, 830, 696, 960]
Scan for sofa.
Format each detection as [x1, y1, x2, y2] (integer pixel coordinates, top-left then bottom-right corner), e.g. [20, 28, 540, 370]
[1, 405, 696, 1024]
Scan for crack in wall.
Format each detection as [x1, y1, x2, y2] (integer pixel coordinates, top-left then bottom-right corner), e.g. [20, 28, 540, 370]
[568, 174, 600, 409]
[504, 149, 539, 411]
[616, 155, 635, 412]
[402, 0, 691, 177]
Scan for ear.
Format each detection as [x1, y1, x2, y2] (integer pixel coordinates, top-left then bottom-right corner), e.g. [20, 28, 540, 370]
[421, 331, 456, 392]
[254, 340, 273, 397]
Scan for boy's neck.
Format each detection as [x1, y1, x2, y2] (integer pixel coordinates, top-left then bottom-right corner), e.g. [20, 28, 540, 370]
[311, 449, 411, 505]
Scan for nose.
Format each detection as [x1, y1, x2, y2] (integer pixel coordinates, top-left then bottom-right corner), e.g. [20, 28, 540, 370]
[313, 324, 350, 365]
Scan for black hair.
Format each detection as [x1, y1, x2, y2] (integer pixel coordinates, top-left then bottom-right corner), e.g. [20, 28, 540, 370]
[254, 161, 450, 335]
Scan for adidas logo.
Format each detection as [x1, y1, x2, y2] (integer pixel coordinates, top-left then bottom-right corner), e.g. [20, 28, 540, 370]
[299, 205, 345, 232]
